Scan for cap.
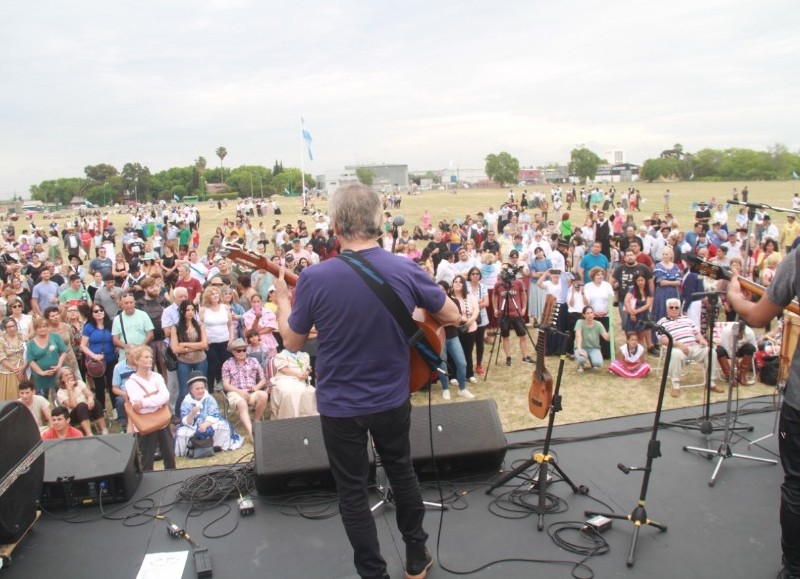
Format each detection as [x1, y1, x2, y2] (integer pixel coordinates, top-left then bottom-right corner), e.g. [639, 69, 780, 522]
[143, 252, 158, 261]
[228, 338, 248, 352]
[292, 238, 301, 243]
[187, 371, 207, 387]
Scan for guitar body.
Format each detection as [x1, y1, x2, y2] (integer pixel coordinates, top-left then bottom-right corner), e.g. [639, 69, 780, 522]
[409, 310, 446, 392]
[528, 295, 558, 419]
[221, 244, 445, 392]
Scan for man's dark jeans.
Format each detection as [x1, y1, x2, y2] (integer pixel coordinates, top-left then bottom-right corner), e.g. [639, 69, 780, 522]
[779, 402, 800, 574]
[320, 399, 427, 579]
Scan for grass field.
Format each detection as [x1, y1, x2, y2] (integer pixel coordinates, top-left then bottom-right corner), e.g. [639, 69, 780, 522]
[48, 179, 794, 468]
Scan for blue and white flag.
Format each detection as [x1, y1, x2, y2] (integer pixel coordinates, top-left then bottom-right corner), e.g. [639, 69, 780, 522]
[301, 117, 313, 161]
[689, 172, 694, 181]
[173, 194, 180, 202]
[793, 170, 799, 180]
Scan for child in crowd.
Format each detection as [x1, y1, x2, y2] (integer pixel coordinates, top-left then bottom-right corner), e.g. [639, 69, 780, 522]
[608, 333, 652, 379]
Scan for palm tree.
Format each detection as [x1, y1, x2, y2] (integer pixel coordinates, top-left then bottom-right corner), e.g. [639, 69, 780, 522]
[216, 147, 228, 183]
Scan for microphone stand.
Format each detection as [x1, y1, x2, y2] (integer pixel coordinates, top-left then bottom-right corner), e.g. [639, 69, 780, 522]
[682, 321, 778, 485]
[585, 321, 670, 568]
[485, 325, 588, 532]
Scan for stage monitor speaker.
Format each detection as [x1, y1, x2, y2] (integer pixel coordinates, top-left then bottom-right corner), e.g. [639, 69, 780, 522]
[0, 401, 45, 544]
[254, 416, 334, 494]
[409, 399, 507, 479]
[40, 434, 142, 509]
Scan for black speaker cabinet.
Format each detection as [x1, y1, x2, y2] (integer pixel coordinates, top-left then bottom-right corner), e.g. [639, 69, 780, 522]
[0, 401, 45, 544]
[40, 434, 142, 509]
[254, 416, 336, 494]
[409, 399, 507, 479]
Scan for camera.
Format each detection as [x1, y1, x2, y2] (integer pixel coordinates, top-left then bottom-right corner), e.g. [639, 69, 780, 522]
[500, 264, 521, 284]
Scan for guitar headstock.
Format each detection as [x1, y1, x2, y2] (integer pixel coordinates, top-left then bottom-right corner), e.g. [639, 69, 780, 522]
[685, 253, 729, 282]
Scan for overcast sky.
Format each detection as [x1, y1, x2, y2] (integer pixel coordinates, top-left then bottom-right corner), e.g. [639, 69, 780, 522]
[1, 0, 797, 196]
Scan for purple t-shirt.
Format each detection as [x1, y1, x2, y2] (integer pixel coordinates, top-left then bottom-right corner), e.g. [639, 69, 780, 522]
[288, 247, 447, 417]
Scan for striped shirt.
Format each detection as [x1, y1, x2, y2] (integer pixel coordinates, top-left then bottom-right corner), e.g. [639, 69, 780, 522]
[657, 316, 699, 346]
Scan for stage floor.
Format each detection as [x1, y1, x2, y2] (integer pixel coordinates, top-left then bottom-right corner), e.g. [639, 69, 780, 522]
[3, 396, 784, 579]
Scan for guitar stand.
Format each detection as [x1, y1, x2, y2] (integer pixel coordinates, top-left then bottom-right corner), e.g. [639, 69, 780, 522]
[585, 324, 672, 567]
[486, 327, 588, 531]
[683, 322, 777, 486]
[370, 443, 446, 514]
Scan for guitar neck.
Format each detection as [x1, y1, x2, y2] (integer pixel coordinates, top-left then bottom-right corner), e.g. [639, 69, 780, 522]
[739, 277, 800, 317]
[222, 245, 298, 287]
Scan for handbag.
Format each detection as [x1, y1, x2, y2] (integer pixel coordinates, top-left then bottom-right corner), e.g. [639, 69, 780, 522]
[187, 429, 215, 459]
[123, 375, 171, 435]
[85, 357, 107, 378]
[163, 347, 178, 372]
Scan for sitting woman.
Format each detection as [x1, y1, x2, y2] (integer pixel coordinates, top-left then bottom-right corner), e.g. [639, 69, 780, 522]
[174, 371, 243, 456]
[269, 349, 318, 419]
[609, 333, 652, 379]
[55, 367, 108, 436]
[574, 306, 609, 372]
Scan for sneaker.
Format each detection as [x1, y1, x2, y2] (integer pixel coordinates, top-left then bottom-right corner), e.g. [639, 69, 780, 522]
[506, 357, 512, 366]
[577, 365, 584, 373]
[522, 356, 535, 364]
[475, 365, 485, 376]
[458, 389, 475, 399]
[670, 387, 681, 398]
[468, 376, 477, 383]
[405, 546, 433, 579]
[648, 346, 661, 356]
[442, 389, 451, 400]
[449, 378, 458, 386]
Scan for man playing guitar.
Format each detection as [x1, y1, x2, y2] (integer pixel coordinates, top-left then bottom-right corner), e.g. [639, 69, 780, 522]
[274, 183, 459, 579]
[727, 251, 800, 579]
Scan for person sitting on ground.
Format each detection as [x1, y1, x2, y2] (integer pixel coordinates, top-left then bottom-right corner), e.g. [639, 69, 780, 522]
[270, 348, 318, 419]
[608, 333, 652, 378]
[574, 306, 609, 372]
[174, 371, 243, 456]
[657, 297, 721, 398]
[42, 406, 83, 439]
[221, 337, 268, 440]
[55, 367, 108, 436]
[18, 379, 51, 433]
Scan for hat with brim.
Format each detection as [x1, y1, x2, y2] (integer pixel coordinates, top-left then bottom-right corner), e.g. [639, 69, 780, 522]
[187, 370, 207, 387]
[69, 255, 83, 265]
[227, 338, 248, 352]
[143, 252, 158, 262]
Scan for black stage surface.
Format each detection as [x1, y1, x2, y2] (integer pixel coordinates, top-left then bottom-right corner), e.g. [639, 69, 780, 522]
[3, 396, 785, 579]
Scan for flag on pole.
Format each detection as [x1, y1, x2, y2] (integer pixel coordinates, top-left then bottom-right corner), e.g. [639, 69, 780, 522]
[793, 170, 799, 180]
[301, 117, 313, 161]
[689, 172, 694, 181]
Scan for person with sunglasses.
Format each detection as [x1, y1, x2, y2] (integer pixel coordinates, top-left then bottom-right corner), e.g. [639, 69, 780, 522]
[7, 298, 31, 340]
[221, 337, 267, 441]
[81, 305, 118, 411]
[656, 297, 721, 398]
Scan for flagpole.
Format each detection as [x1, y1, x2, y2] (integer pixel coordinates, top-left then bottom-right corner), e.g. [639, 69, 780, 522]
[300, 120, 306, 201]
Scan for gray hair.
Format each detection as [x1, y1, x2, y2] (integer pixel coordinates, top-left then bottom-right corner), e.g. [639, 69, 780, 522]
[328, 183, 382, 241]
[665, 298, 681, 308]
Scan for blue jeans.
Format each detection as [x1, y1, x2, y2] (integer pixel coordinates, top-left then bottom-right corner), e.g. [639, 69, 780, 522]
[175, 359, 208, 416]
[575, 347, 603, 368]
[439, 336, 467, 391]
[115, 397, 128, 428]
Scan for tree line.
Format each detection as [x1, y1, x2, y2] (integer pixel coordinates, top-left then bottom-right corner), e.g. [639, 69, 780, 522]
[639, 143, 799, 182]
[29, 152, 316, 206]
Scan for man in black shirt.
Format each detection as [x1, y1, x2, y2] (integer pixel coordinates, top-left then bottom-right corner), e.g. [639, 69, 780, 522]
[136, 277, 170, 378]
[426, 230, 449, 270]
[479, 230, 500, 257]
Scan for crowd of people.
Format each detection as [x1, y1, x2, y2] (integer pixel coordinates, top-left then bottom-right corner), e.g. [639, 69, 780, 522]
[2, 202, 320, 467]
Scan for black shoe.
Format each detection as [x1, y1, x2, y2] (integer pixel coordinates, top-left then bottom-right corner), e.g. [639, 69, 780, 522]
[522, 356, 535, 364]
[406, 546, 433, 579]
[506, 357, 512, 366]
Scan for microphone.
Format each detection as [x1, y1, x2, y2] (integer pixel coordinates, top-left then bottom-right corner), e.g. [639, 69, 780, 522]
[392, 215, 406, 227]
[726, 200, 765, 210]
[640, 319, 665, 332]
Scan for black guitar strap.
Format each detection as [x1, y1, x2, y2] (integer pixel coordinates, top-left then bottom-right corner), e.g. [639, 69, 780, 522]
[337, 251, 444, 374]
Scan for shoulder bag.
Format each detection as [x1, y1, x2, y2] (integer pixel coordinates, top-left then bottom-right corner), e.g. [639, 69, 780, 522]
[123, 374, 171, 435]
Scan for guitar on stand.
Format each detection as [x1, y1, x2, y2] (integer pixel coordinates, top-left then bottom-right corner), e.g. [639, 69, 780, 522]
[488, 295, 587, 531]
[218, 244, 445, 393]
[529, 296, 558, 419]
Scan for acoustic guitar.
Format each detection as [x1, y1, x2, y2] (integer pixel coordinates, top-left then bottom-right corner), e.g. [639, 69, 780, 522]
[529, 295, 559, 419]
[218, 244, 445, 392]
[685, 254, 800, 316]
